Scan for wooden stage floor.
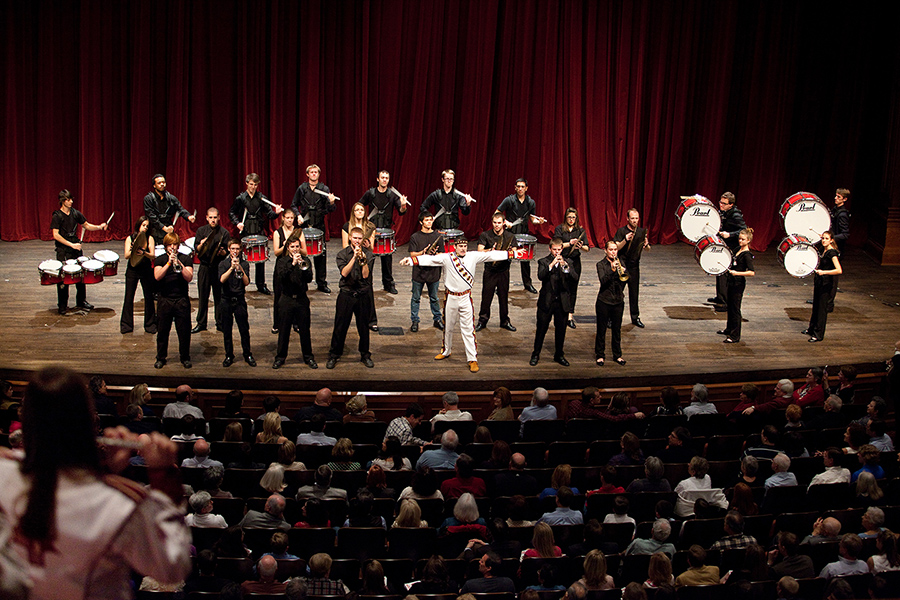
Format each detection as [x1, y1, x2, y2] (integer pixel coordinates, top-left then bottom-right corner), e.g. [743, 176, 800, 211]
[1, 239, 898, 392]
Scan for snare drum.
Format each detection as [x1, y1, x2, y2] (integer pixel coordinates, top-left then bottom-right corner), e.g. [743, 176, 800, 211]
[184, 236, 201, 264]
[242, 235, 269, 263]
[305, 228, 324, 256]
[39, 260, 63, 285]
[676, 195, 721, 242]
[439, 229, 464, 253]
[777, 234, 819, 278]
[373, 228, 396, 255]
[93, 250, 120, 276]
[513, 234, 537, 261]
[780, 192, 830, 242]
[81, 259, 105, 284]
[694, 235, 733, 275]
[62, 263, 84, 285]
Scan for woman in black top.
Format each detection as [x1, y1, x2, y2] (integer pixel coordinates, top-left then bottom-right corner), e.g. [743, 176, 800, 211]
[554, 207, 589, 328]
[805, 230, 842, 342]
[595, 240, 627, 365]
[120, 216, 157, 334]
[271, 208, 306, 334]
[719, 228, 755, 343]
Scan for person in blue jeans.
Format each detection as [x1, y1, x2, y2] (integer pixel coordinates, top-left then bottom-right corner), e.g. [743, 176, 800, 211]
[408, 212, 444, 332]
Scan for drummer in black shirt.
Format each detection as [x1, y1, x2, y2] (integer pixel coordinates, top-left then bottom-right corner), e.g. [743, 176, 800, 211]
[420, 169, 472, 231]
[50, 189, 107, 314]
[497, 178, 545, 293]
[475, 212, 516, 332]
[192, 207, 230, 333]
[708, 192, 746, 310]
[359, 170, 408, 294]
[153, 233, 193, 369]
[217, 239, 256, 367]
[291, 164, 337, 293]
[229, 173, 283, 295]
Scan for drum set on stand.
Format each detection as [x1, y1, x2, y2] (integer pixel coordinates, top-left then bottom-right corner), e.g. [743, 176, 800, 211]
[38, 250, 120, 287]
[675, 191, 831, 279]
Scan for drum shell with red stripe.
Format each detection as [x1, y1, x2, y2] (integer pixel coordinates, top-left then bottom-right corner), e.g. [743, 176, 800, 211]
[439, 229, 464, 253]
[777, 234, 819, 278]
[304, 228, 324, 256]
[81, 259, 105, 284]
[241, 235, 269, 263]
[693, 235, 732, 275]
[513, 234, 537, 261]
[39, 260, 63, 285]
[372, 228, 396, 255]
[676, 195, 721, 242]
[780, 191, 830, 242]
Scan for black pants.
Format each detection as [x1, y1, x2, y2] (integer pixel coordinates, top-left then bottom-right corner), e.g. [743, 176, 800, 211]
[313, 249, 328, 288]
[374, 254, 393, 288]
[595, 299, 624, 359]
[567, 256, 582, 312]
[220, 295, 252, 359]
[624, 262, 641, 320]
[478, 268, 510, 325]
[55, 249, 85, 309]
[828, 275, 839, 312]
[195, 262, 222, 330]
[809, 277, 833, 339]
[533, 301, 567, 359]
[254, 261, 266, 288]
[520, 260, 532, 287]
[329, 289, 372, 359]
[276, 295, 313, 361]
[368, 287, 378, 327]
[715, 273, 728, 305]
[121, 263, 156, 332]
[724, 280, 745, 341]
[157, 296, 191, 361]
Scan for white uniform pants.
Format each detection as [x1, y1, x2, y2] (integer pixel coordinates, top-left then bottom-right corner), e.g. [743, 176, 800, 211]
[441, 290, 477, 361]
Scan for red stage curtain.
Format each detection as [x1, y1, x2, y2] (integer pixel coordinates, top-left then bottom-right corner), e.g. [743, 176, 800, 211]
[1, 0, 893, 252]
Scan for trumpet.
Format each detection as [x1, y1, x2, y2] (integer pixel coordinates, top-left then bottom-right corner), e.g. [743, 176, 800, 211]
[292, 252, 310, 271]
[355, 246, 368, 266]
[169, 252, 182, 274]
[614, 259, 629, 282]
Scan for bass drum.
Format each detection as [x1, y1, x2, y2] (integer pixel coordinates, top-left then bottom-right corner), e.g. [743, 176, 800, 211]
[693, 235, 732, 275]
[777, 234, 819, 278]
[676, 195, 721, 242]
[780, 191, 831, 242]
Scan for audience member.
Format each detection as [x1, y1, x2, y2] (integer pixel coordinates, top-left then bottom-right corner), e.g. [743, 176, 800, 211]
[304, 552, 350, 595]
[674, 456, 727, 517]
[262, 530, 300, 560]
[185, 491, 228, 528]
[809, 447, 851, 489]
[430, 391, 473, 432]
[183, 550, 231, 594]
[860, 506, 886, 539]
[392, 498, 428, 528]
[297, 465, 348, 500]
[242, 554, 287, 595]
[710, 511, 757, 550]
[256, 412, 289, 444]
[674, 545, 719, 587]
[744, 425, 782, 462]
[487, 386, 515, 420]
[683, 384, 715, 419]
[819, 533, 868, 578]
[409, 555, 459, 594]
[278, 440, 307, 471]
[459, 550, 516, 593]
[578, 549, 615, 590]
[295, 388, 343, 422]
[801, 517, 842, 545]
[625, 519, 675, 557]
[327, 437, 361, 471]
[399, 466, 444, 501]
[854, 471, 885, 507]
[181, 439, 223, 469]
[385, 403, 428, 446]
[162, 384, 203, 419]
[344, 394, 375, 422]
[767, 532, 815, 579]
[851, 444, 884, 482]
[218, 390, 251, 419]
[867, 529, 900, 574]
[260, 463, 287, 494]
[867, 419, 894, 452]
[171, 414, 204, 442]
[297, 414, 337, 446]
[604, 495, 635, 526]
[540, 463, 580, 499]
[362, 464, 396, 499]
[441, 454, 487, 498]
[644, 552, 675, 588]
[372, 436, 413, 471]
[729, 482, 759, 516]
[416, 429, 460, 469]
[765, 453, 798, 489]
[519, 387, 557, 436]
[238, 493, 291, 531]
[587, 465, 625, 495]
[439, 492, 487, 536]
[538, 486, 583, 525]
[492, 453, 540, 496]
[656, 427, 694, 463]
[654, 387, 683, 416]
[609, 432, 644, 466]
[793, 367, 827, 408]
[626, 457, 672, 493]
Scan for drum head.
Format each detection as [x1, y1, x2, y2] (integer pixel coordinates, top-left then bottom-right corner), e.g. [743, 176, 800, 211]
[678, 198, 721, 242]
[514, 234, 537, 244]
[40, 259, 63, 271]
[783, 198, 831, 241]
[375, 228, 394, 237]
[304, 227, 324, 240]
[63, 264, 82, 273]
[244, 235, 268, 244]
[83, 259, 104, 270]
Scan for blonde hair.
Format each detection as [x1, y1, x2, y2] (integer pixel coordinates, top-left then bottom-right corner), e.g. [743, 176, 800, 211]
[531, 522, 558, 558]
[647, 552, 672, 586]
[259, 412, 284, 443]
[395, 499, 424, 527]
[551, 464, 572, 489]
[127, 383, 150, 407]
[331, 438, 355, 461]
[740, 227, 754, 242]
[582, 549, 608, 588]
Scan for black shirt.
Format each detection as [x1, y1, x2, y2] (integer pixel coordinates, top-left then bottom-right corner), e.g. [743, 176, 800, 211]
[359, 187, 404, 229]
[229, 191, 277, 237]
[51, 208, 86, 249]
[218, 257, 250, 297]
[154, 254, 190, 299]
[336, 245, 374, 293]
[555, 224, 587, 261]
[719, 206, 747, 252]
[727, 251, 755, 286]
[613, 225, 648, 266]
[420, 188, 471, 230]
[143, 190, 189, 241]
[274, 253, 313, 300]
[195, 225, 230, 266]
[408, 230, 443, 284]
[477, 229, 514, 273]
[817, 248, 839, 283]
[497, 194, 536, 235]
[596, 258, 625, 305]
[291, 182, 336, 230]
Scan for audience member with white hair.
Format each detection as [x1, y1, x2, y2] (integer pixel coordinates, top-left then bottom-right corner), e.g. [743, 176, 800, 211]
[185, 491, 228, 528]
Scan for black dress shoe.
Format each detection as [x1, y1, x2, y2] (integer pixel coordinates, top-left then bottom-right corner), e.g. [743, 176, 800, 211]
[271, 327, 278, 334]
[222, 356, 234, 367]
[615, 357, 627, 365]
[525, 284, 538, 294]
[58, 307, 67, 315]
[77, 301, 94, 310]
[707, 297, 720, 303]
[567, 319, 576, 329]
[808, 337, 822, 343]
[554, 356, 571, 367]
[154, 359, 165, 369]
[318, 285, 332, 294]
[145, 326, 157, 334]
[361, 357, 374, 368]
[245, 356, 257, 367]
[500, 322, 517, 332]
[529, 355, 539, 366]
[326, 357, 337, 369]
[369, 324, 379, 332]
[714, 304, 727, 312]
[410, 322, 419, 332]
[121, 327, 133, 334]
[632, 318, 645, 328]
[724, 338, 738, 344]
[800, 329, 810, 335]
[182, 360, 192, 369]
[434, 320, 444, 331]
[474, 322, 486, 332]
[306, 358, 318, 369]
[191, 325, 206, 334]
[716, 330, 728, 335]
[385, 285, 398, 295]
[257, 285, 272, 295]
[272, 358, 285, 369]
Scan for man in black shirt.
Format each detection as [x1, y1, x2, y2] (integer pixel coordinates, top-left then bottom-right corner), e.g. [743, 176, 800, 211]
[531, 238, 577, 367]
[153, 233, 194, 369]
[497, 178, 545, 293]
[359, 170, 408, 294]
[326, 227, 375, 369]
[475, 212, 516, 332]
[142, 174, 195, 243]
[291, 164, 337, 293]
[827, 188, 850, 312]
[407, 212, 444, 332]
[50, 189, 108, 314]
[217, 239, 255, 367]
[229, 172, 283, 295]
[595, 240, 628, 366]
[272, 235, 317, 370]
[613, 208, 650, 328]
[708, 192, 745, 309]
[192, 207, 230, 333]
[419, 169, 472, 231]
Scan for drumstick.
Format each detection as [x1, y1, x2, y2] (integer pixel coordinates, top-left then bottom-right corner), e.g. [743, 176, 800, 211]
[313, 188, 340, 201]
[259, 197, 282, 211]
[455, 191, 476, 203]
[508, 217, 523, 228]
[80, 226, 85, 242]
[389, 186, 411, 206]
[105, 211, 115, 227]
[172, 212, 179, 226]
[433, 206, 447, 220]
[368, 206, 379, 221]
[191, 209, 197, 220]
[240, 208, 248, 228]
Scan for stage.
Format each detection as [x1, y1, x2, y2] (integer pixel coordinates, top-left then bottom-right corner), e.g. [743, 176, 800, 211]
[1, 239, 898, 392]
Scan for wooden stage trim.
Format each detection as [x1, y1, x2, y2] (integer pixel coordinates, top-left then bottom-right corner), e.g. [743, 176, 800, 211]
[1, 239, 898, 394]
